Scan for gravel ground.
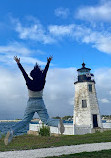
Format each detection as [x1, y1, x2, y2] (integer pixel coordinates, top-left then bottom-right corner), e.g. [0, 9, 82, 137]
[0, 142, 111, 158]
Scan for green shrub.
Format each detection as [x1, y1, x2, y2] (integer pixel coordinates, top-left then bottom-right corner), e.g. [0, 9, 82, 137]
[39, 124, 50, 136]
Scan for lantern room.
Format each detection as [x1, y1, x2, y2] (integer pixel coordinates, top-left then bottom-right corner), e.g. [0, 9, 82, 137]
[76, 62, 94, 83]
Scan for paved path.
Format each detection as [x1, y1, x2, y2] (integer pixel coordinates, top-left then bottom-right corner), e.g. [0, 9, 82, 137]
[0, 142, 111, 158]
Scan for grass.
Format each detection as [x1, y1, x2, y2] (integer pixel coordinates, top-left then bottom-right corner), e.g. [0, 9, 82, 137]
[46, 150, 111, 158]
[0, 130, 111, 152]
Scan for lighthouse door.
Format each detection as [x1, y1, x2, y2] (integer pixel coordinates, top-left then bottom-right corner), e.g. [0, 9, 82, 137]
[93, 114, 98, 128]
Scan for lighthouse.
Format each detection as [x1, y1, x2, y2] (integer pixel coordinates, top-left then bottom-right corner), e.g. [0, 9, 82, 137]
[73, 62, 102, 129]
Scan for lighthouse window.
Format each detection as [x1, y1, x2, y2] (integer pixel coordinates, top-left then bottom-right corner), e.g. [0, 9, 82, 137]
[82, 100, 87, 108]
[89, 84, 92, 92]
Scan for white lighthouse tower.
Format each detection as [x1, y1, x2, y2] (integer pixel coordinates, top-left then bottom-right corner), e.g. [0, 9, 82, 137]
[73, 63, 102, 129]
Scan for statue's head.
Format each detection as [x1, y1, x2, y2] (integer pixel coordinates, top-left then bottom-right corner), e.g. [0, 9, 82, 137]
[30, 63, 42, 79]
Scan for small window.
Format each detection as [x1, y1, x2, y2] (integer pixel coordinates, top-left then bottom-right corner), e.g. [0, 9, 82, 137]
[89, 84, 92, 92]
[82, 100, 87, 108]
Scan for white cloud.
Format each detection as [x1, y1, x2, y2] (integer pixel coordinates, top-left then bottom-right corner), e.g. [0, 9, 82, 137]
[10, 16, 111, 54]
[0, 54, 47, 67]
[49, 24, 111, 54]
[21, 56, 46, 66]
[94, 67, 111, 113]
[44, 67, 76, 116]
[0, 42, 46, 56]
[14, 19, 55, 44]
[49, 24, 75, 36]
[55, 8, 69, 19]
[76, 0, 111, 22]
[0, 42, 31, 55]
[95, 68, 111, 88]
[99, 98, 110, 103]
[0, 42, 47, 66]
[0, 54, 18, 66]
[9, 16, 111, 54]
[73, 25, 111, 54]
[0, 67, 27, 119]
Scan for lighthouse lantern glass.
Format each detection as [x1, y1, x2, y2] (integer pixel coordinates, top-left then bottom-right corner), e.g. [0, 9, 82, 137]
[78, 69, 90, 76]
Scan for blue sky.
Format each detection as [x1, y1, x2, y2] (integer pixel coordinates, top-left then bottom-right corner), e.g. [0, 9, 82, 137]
[0, 0, 111, 119]
[1, 0, 111, 69]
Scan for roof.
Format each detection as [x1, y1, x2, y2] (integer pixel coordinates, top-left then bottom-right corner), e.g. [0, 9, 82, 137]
[77, 62, 91, 72]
